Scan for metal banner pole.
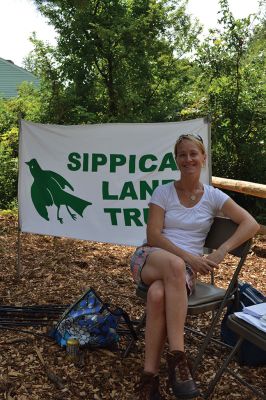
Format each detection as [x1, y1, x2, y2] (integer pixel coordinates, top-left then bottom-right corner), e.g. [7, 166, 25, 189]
[16, 226, 22, 278]
[16, 117, 22, 278]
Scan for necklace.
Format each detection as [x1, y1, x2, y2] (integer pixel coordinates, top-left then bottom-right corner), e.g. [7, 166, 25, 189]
[174, 181, 202, 202]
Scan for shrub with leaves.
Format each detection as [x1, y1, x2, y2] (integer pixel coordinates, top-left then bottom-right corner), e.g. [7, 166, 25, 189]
[0, 128, 18, 209]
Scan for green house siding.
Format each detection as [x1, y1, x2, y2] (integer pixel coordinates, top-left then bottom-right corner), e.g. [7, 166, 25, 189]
[0, 58, 39, 98]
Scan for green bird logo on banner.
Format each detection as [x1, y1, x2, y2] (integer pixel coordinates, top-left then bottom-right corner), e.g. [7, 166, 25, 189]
[26, 159, 92, 224]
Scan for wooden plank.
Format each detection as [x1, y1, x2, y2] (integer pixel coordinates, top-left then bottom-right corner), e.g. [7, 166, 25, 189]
[212, 177, 266, 199]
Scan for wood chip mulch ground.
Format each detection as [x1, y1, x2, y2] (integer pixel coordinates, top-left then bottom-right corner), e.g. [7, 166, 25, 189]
[0, 214, 265, 400]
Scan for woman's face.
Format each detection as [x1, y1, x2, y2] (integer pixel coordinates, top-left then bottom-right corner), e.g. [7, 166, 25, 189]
[175, 139, 206, 176]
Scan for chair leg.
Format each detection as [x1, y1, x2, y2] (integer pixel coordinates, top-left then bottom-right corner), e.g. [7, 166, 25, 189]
[226, 368, 266, 399]
[204, 337, 243, 399]
[192, 306, 228, 374]
[123, 312, 146, 358]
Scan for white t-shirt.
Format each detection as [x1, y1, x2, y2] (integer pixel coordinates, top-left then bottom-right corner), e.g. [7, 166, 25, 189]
[148, 182, 229, 256]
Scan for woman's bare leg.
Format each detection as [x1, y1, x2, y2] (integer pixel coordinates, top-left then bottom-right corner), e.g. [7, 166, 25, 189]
[141, 250, 188, 352]
[144, 280, 167, 374]
[135, 250, 198, 400]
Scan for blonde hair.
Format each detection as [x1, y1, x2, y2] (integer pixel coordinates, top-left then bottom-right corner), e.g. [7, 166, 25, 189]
[174, 134, 206, 157]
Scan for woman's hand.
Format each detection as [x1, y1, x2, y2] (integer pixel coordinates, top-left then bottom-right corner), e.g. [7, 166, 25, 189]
[184, 253, 219, 275]
[205, 246, 228, 265]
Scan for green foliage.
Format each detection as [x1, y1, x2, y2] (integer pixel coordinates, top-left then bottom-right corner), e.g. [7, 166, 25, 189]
[186, 0, 266, 220]
[0, 84, 43, 209]
[0, 127, 18, 209]
[0, 83, 43, 135]
[0, 208, 18, 217]
[0, 0, 265, 222]
[28, 0, 201, 123]
[195, 1, 265, 174]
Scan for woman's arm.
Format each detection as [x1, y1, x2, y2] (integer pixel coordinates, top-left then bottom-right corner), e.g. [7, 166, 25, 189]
[146, 203, 218, 275]
[206, 198, 260, 264]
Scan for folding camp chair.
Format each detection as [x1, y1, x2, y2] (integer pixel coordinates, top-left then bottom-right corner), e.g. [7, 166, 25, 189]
[123, 217, 252, 367]
[186, 216, 252, 374]
[204, 314, 266, 399]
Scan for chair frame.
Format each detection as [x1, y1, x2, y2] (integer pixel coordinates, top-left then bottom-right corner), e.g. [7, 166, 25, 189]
[124, 217, 252, 363]
[188, 217, 252, 373]
[204, 315, 266, 399]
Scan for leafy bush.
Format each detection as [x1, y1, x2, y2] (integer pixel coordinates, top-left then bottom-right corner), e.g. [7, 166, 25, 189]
[0, 127, 18, 209]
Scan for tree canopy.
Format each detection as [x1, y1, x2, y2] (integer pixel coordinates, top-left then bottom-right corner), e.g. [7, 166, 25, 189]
[0, 0, 265, 222]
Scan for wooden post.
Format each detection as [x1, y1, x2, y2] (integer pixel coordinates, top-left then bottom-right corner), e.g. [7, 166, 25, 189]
[212, 177, 266, 199]
[212, 176, 266, 235]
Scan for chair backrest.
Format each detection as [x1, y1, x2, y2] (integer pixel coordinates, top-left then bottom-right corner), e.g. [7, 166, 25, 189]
[204, 217, 252, 258]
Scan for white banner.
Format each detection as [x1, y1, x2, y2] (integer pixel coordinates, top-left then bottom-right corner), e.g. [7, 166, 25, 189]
[18, 118, 211, 245]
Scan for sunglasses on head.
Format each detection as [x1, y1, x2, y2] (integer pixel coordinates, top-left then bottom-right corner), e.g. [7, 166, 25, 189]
[177, 134, 203, 143]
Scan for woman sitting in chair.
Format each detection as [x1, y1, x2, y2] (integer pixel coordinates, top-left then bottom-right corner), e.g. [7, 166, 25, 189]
[130, 134, 259, 400]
